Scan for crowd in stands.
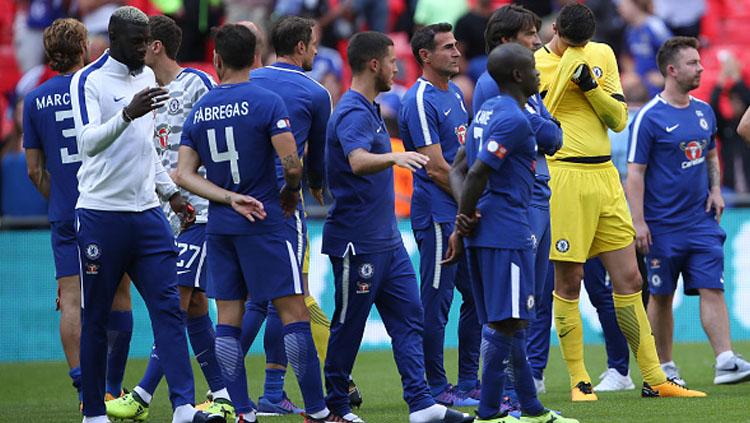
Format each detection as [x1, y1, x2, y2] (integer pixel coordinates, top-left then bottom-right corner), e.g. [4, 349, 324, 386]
[2, 0, 750, 218]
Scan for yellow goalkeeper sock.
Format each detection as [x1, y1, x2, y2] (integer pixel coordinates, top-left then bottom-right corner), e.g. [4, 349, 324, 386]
[553, 291, 591, 388]
[305, 295, 330, 363]
[613, 291, 667, 386]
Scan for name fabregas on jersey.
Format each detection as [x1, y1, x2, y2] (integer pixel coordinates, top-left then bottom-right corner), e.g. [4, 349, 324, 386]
[193, 101, 249, 124]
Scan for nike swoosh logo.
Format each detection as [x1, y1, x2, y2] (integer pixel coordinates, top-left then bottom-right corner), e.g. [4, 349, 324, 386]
[114, 96, 124, 102]
[721, 364, 740, 372]
[559, 328, 574, 338]
[666, 124, 679, 132]
[177, 270, 191, 275]
[443, 109, 451, 116]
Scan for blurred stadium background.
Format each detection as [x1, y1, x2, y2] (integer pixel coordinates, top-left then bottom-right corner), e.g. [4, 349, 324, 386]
[1, 0, 750, 364]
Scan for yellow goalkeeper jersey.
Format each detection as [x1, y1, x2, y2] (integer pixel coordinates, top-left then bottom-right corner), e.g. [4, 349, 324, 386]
[535, 41, 625, 160]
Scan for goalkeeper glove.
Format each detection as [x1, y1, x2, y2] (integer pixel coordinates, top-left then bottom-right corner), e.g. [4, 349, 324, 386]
[571, 63, 598, 91]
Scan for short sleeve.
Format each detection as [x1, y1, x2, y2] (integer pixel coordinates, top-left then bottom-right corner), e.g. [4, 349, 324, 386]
[22, 95, 41, 149]
[477, 115, 524, 170]
[266, 93, 292, 138]
[337, 107, 375, 157]
[708, 106, 718, 150]
[600, 45, 625, 96]
[402, 87, 441, 148]
[627, 109, 654, 164]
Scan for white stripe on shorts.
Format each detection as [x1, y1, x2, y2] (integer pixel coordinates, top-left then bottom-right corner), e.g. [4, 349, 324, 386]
[340, 253, 350, 324]
[511, 262, 520, 318]
[194, 241, 207, 288]
[433, 222, 442, 289]
[294, 210, 304, 264]
[285, 240, 303, 295]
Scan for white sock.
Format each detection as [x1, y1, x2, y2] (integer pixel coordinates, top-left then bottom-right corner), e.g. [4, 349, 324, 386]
[716, 350, 735, 368]
[82, 415, 110, 423]
[309, 407, 330, 419]
[344, 413, 361, 421]
[211, 388, 230, 401]
[661, 360, 676, 368]
[409, 404, 447, 423]
[133, 386, 152, 405]
[172, 404, 196, 423]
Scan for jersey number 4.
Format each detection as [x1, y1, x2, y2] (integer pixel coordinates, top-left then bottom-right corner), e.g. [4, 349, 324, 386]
[207, 127, 240, 184]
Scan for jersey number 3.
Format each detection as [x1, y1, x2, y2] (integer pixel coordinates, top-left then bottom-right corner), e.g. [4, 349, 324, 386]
[56, 109, 81, 164]
[207, 127, 240, 184]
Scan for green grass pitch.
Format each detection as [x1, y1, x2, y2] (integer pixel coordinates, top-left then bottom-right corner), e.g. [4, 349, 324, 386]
[1, 342, 748, 422]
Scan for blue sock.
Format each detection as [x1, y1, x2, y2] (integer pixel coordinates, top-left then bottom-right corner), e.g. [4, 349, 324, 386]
[139, 344, 164, 395]
[240, 300, 268, 356]
[457, 379, 478, 393]
[478, 326, 512, 419]
[264, 305, 287, 366]
[263, 368, 286, 403]
[510, 331, 544, 415]
[106, 310, 133, 395]
[283, 321, 326, 414]
[188, 314, 224, 393]
[69, 366, 82, 400]
[216, 324, 255, 414]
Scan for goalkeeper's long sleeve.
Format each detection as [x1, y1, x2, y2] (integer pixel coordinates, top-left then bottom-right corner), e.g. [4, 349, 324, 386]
[583, 86, 628, 133]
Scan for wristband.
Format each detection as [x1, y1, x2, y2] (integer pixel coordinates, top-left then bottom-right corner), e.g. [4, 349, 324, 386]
[122, 107, 134, 123]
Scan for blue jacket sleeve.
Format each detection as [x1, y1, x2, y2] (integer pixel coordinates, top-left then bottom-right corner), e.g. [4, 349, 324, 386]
[528, 99, 562, 156]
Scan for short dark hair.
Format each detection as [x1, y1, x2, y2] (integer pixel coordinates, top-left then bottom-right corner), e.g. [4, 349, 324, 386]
[149, 15, 182, 60]
[214, 24, 256, 70]
[656, 36, 700, 76]
[410, 22, 453, 66]
[347, 31, 394, 74]
[44, 18, 88, 73]
[556, 3, 596, 46]
[272, 15, 315, 57]
[488, 42, 533, 87]
[485, 5, 541, 52]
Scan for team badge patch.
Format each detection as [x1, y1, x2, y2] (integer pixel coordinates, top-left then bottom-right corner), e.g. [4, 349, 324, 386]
[555, 239, 570, 253]
[651, 274, 662, 287]
[85, 263, 99, 275]
[592, 66, 603, 79]
[527, 295, 535, 311]
[276, 118, 291, 129]
[359, 263, 374, 279]
[85, 243, 101, 260]
[168, 98, 181, 114]
[699, 118, 709, 130]
[356, 281, 370, 294]
[486, 140, 507, 159]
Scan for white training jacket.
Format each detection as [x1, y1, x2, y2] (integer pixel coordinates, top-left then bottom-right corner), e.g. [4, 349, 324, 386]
[70, 51, 178, 212]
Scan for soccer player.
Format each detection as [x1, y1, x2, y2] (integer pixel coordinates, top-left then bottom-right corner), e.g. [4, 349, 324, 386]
[176, 23, 334, 423]
[104, 15, 235, 421]
[322, 31, 472, 423]
[535, 3, 704, 400]
[22, 16, 134, 407]
[240, 15, 347, 415]
[445, 42, 577, 423]
[70, 6, 223, 423]
[626, 36, 750, 386]
[398, 22, 481, 407]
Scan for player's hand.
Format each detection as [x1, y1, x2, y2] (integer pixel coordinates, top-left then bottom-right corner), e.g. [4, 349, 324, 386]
[230, 194, 266, 222]
[706, 188, 725, 223]
[441, 231, 464, 265]
[455, 210, 481, 236]
[280, 184, 301, 217]
[310, 187, 325, 206]
[393, 152, 429, 172]
[633, 219, 652, 255]
[571, 63, 597, 92]
[125, 87, 169, 120]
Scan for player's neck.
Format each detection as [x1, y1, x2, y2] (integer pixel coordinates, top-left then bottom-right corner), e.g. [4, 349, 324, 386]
[351, 77, 379, 103]
[421, 68, 450, 90]
[661, 82, 691, 108]
[153, 59, 182, 86]
[631, 13, 648, 27]
[276, 55, 304, 69]
[220, 67, 251, 85]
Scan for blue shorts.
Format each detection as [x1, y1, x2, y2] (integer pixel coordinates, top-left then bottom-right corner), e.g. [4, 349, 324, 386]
[206, 226, 303, 302]
[176, 223, 208, 291]
[51, 220, 79, 279]
[646, 223, 726, 296]
[466, 247, 535, 324]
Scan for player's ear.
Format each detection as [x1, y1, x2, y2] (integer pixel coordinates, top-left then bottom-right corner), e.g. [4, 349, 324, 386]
[419, 48, 430, 65]
[369, 57, 379, 74]
[512, 68, 523, 83]
[296, 39, 306, 55]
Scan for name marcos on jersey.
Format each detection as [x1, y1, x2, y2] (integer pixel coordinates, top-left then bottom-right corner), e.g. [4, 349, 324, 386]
[193, 101, 250, 124]
[35, 92, 70, 110]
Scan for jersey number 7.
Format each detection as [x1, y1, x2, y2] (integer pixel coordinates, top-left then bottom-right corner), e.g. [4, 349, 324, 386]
[207, 127, 240, 184]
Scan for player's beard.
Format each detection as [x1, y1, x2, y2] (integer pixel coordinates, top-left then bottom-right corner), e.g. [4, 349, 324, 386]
[375, 70, 392, 92]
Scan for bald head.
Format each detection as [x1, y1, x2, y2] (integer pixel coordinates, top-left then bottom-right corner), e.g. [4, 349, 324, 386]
[237, 20, 265, 68]
[487, 42, 538, 97]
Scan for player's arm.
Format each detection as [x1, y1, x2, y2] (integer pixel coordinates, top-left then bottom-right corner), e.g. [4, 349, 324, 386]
[705, 148, 724, 222]
[625, 163, 651, 254]
[25, 149, 51, 199]
[528, 98, 563, 155]
[448, 146, 467, 204]
[271, 131, 303, 217]
[306, 88, 332, 205]
[175, 145, 266, 222]
[152, 148, 194, 223]
[417, 144, 452, 193]
[739, 106, 750, 142]
[572, 48, 628, 132]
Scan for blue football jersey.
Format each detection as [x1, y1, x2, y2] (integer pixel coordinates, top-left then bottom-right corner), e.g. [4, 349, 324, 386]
[628, 95, 717, 231]
[181, 81, 291, 235]
[398, 78, 469, 230]
[474, 70, 561, 207]
[625, 17, 672, 97]
[465, 94, 536, 249]
[251, 62, 332, 188]
[322, 90, 401, 257]
[22, 74, 81, 222]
